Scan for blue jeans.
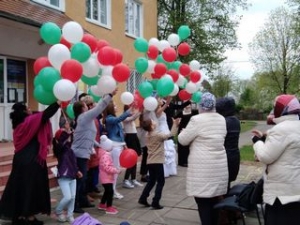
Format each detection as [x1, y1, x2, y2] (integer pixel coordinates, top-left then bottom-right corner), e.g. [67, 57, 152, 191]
[56, 178, 76, 217]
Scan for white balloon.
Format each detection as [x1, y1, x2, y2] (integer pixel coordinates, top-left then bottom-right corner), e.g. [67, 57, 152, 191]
[185, 81, 197, 94]
[48, 44, 71, 70]
[170, 84, 179, 96]
[90, 85, 103, 96]
[97, 75, 117, 95]
[120, 92, 134, 105]
[53, 79, 76, 101]
[167, 33, 180, 46]
[62, 21, 84, 44]
[162, 74, 173, 81]
[158, 40, 171, 52]
[101, 65, 113, 76]
[147, 60, 156, 73]
[149, 37, 160, 48]
[189, 60, 200, 71]
[82, 57, 100, 77]
[176, 75, 185, 87]
[143, 96, 158, 111]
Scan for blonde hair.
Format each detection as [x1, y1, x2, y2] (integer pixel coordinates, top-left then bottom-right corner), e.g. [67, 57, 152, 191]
[81, 95, 94, 107]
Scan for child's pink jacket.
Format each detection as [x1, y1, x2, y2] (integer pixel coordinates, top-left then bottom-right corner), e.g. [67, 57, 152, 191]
[98, 148, 119, 184]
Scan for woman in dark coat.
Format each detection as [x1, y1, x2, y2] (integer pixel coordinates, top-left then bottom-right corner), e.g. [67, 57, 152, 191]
[216, 97, 241, 189]
[0, 101, 60, 225]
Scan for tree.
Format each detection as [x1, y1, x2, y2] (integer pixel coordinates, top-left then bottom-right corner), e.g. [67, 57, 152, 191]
[249, 7, 300, 94]
[157, 0, 248, 72]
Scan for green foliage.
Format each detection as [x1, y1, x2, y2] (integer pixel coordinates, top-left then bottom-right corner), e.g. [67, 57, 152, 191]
[240, 145, 256, 162]
[240, 121, 256, 133]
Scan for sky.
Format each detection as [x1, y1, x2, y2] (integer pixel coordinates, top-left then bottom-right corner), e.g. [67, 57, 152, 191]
[224, 0, 287, 80]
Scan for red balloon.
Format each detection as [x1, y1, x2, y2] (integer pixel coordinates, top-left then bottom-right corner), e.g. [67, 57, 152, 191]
[179, 64, 191, 76]
[96, 39, 110, 51]
[60, 59, 83, 82]
[178, 90, 192, 101]
[97, 46, 116, 66]
[82, 34, 98, 52]
[147, 45, 159, 59]
[190, 71, 201, 83]
[178, 42, 190, 56]
[60, 37, 72, 49]
[33, 57, 51, 74]
[120, 148, 138, 168]
[162, 47, 177, 62]
[132, 90, 144, 110]
[61, 101, 70, 108]
[154, 63, 167, 77]
[167, 69, 179, 82]
[112, 48, 123, 65]
[151, 73, 161, 79]
[112, 63, 130, 82]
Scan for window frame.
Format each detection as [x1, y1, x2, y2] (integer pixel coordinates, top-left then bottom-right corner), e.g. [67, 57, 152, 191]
[126, 70, 143, 93]
[31, 0, 65, 11]
[125, 0, 143, 38]
[86, 0, 112, 29]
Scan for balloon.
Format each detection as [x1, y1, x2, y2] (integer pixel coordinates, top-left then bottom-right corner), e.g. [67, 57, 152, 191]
[120, 92, 134, 105]
[167, 69, 179, 82]
[190, 60, 200, 71]
[177, 75, 187, 88]
[81, 74, 99, 85]
[146, 60, 156, 74]
[119, 148, 138, 168]
[113, 49, 123, 65]
[60, 59, 83, 82]
[97, 75, 117, 95]
[96, 39, 110, 51]
[170, 61, 182, 71]
[60, 100, 70, 108]
[143, 96, 158, 111]
[162, 47, 177, 62]
[156, 54, 171, 69]
[71, 42, 91, 63]
[38, 67, 61, 91]
[135, 57, 148, 74]
[82, 57, 100, 77]
[82, 33, 98, 52]
[156, 77, 174, 97]
[33, 85, 57, 105]
[60, 36, 72, 49]
[178, 90, 192, 101]
[179, 64, 191, 76]
[87, 88, 102, 102]
[178, 42, 190, 56]
[167, 33, 180, 46]
[62, 21, 84, 44]
[66, 103, 75, 119]
[138, 81, 153, 98]
[33, 57, 51, 75]
[185, 81, 197, 94]
[158, 40, 171, 52]
[97, 46, 116, 66]
[134, 37, 149, 53]
[192, 91, 202, 103]
[178, 25, 191, 40]
[154, 63, 167, 77]
[149, 79, 158, 90]
[33, 75, 42, 87]
[190, 71, 201, 83]
[90, 85, 103, 97]
[102, 65, 113, 76]
[40, 22, 61, 45]
[53, 79, 77, 101]
[132, 90, 144, 110]
[112, 63, 130, 82]
[48, 44, 71, 70]
[170, 84, 179, 96]
[147, 45, 159, 59]
[148, 37, 160, 48]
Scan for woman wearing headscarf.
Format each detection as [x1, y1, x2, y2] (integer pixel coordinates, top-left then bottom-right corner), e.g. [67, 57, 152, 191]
[178, 92, 228, 225]
[252, 94, 300, 225]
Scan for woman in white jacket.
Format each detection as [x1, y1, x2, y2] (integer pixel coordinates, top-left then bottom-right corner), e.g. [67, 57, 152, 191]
[252, 94, 300, 225]
[178, 92, 228, 225]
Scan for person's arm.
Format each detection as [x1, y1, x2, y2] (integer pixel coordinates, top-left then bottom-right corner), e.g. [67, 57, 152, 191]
[178, 116, 198, 146]
[171, 100, 191, 110]
[42, 101, 60, 123]
[156, 97, 172, 118]
[101, 154, 120, 174]
[106, 110, 131, 124]
[123, 111, 141, 122]
[156, 118, 179, 141]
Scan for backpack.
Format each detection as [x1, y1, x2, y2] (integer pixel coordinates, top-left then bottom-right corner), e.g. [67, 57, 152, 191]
[72, 213, 102, 225]
[236, 181, 256, 209]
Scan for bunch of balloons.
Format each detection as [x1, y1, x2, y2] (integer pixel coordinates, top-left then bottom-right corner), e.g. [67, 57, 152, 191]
[132, 25, 204, 111]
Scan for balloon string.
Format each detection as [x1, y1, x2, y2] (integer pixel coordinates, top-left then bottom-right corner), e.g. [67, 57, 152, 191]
[60, 105, 68, 122]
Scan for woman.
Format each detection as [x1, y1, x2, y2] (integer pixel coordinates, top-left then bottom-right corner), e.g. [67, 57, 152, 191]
[0, 101, 60, 225]
[178, 92, 228, 225]
[252, 94, 300, 225]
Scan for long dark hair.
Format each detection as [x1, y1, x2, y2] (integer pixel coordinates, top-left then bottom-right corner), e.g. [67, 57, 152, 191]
[102, 101, 115, 125]
[10, 102, 28, 129]
[72, 101, 85, 129]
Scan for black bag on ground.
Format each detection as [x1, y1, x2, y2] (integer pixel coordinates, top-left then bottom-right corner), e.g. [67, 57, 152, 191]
[236, 181, 256, 209]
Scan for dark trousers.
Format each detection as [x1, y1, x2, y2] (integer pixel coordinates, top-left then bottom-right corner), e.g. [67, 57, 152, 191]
[177, 143, 189, 166]
[194, 196, 219, 225]
[139, 163, 165, 205]
[75, 157, 89, 207]
[124, 164, 137, 180]
[265, 198, 300, 225]
[101, 183, 114, 207]
[86, 166, 99, 193]
[140, 146, 148, 176]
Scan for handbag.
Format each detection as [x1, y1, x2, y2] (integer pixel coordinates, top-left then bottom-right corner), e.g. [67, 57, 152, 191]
[72, 212, 102, 225]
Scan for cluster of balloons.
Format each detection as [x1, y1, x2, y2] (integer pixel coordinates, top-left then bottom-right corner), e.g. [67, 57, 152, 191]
[34, 21, 131, 113]
[130, 25, 205, 111]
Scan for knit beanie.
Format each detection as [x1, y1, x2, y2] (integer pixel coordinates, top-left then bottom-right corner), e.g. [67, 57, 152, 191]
[273, 94, 300, 118]
[199, 92, 216, 111]
[99, 135, 113, 151]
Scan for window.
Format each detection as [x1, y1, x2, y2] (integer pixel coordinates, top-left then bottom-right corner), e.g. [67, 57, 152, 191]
[125, 0, 143, 37]
[31, 0, 65, 11]
[126, 70, 142, 93]
[86, 0, 111, 28]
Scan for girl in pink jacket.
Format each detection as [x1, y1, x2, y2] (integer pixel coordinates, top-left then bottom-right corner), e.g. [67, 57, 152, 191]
[97, 135, 120, 215]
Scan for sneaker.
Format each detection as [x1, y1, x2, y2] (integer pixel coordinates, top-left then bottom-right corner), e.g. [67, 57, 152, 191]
[113, 192, 124, 199]
[67, 216, 75, 223]
[123, 180, 134, 189]
[106, 206, 119, 214]
[98, 203, 107, 210]
[57, 214, 67, 222]
[132, 179, 144, 187]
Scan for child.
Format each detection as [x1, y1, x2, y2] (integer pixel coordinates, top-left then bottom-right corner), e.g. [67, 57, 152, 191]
[138, 117, 180, 209]
[97, 135, 121, 214]
[53, 119, 82, 223]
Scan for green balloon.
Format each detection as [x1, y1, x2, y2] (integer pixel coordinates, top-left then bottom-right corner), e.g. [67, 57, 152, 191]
[33, 74, 42, 87]
[66, 103, 75, 119]
[88, 88, 102, 102]
[33, 85, 57, 105]
[71, 42, 91, 63]
[170, 61, 182, 71]
[156, 77, 174, 97]
[81, 75, 99, 85]
[138, 81, 153, 98]
[192, 91, 202, 103]
[135, 57, 148, 74]
[40, 22, 61, 45]
[134, 38, 149, 53]
[150, 79, 158, 90]
[156, 54, 171, 69]
[38, 67, 61, 91]
[178, 25, 191, 41]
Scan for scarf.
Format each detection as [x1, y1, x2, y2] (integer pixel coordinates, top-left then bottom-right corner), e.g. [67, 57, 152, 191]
[13, 112, 52, 165]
